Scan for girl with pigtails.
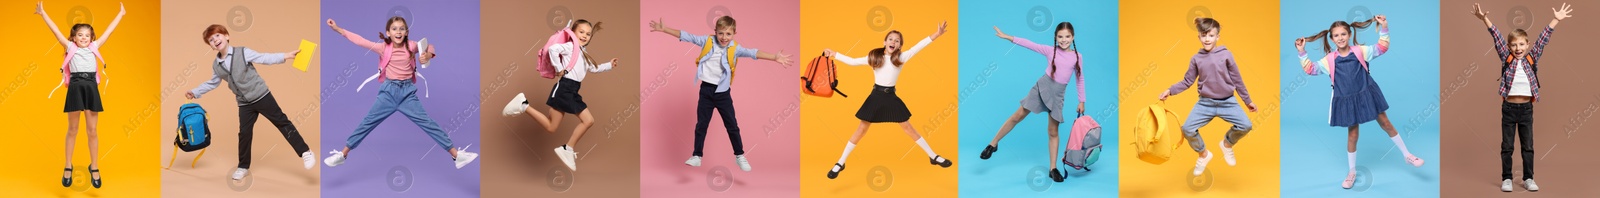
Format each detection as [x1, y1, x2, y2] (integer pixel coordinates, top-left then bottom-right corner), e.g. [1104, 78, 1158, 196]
[1293, 14, 1425, 189]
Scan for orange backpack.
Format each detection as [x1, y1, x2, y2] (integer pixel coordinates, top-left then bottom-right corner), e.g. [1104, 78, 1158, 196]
[801, 53, 847, 98]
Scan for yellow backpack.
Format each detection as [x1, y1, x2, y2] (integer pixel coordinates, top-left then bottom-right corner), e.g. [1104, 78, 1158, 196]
[698, 39, 738, 82]
[1133, 102, 1186, 165]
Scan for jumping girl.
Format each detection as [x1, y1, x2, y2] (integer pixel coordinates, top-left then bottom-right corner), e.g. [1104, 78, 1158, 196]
[821, 21, 953, 179]
[1294, 14, 1426, 189]
[321, 17, 479, 169]
[1471, 3, 1573, 192]
[501, 19, 620, 171]
[37, 2, 125, 189]
[978, 23, 1086, 183]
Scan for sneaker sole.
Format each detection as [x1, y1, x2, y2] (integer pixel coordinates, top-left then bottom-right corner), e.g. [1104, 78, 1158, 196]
[555, 147, 577, 171]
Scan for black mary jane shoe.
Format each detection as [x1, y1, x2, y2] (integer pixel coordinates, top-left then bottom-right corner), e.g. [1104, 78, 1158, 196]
[979, 145, 998, 160]
[827, 163, 846, 179]
[929, 155, 953, 168]
[89, 167, 102, 188]
[1049, 168, 1065, 182]
[61, 168, 73, 187]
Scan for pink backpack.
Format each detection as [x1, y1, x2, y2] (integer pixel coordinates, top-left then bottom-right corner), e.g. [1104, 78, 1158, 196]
[537, 20, 581, 79]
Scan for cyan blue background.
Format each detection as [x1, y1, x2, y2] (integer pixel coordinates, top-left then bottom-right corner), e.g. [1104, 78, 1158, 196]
[1279, 0, 1439, 197]
[319, 0, 481, 197]
[957, 0, 1118, 197]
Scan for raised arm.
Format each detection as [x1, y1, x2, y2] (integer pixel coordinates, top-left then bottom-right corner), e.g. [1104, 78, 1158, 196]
[326, 19, 384, 52]
[1363, 14, 1391, 60]
[92, 3, 126, 47]
[896, 21, 947, 64]
[35, 2, 72, 47]
[1295, 38, 1327, 76]
[647, 18, 683, 39]
[1534, 3, 1572, 61]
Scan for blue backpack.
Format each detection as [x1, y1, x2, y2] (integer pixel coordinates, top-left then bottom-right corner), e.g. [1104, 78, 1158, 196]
[169, 103, 213, 169]
[174, 103, 212, 151]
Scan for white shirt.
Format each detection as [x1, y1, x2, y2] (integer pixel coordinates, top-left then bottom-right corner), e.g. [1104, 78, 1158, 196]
[835, 37, 933, 87]
[1509, 63, 1533, 96]
[69, 48, 97, 73]
[546, 42, 614, 82]
[696, 46, 728, 84]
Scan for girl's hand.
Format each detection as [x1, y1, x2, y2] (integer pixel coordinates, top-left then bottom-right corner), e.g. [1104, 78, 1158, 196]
[1294, 38, 1307, 53]
[648, 18, 665, 32]
[420, 52, 434, 64]
[1473, 3, 1489, 20]
[610, 58, 621, 68]
[992, 26, 1012, 41]
[35, 2, 43, 15]
[1553, 3, 1574, 21]
[117, 2, 125, 17]
[1157, 90, 1170, 101]
[1076, 102, 1085, 115]
[326, 19, 341, 31]
[931, 21, 948, 40]
[1374, 15, 1387, 29]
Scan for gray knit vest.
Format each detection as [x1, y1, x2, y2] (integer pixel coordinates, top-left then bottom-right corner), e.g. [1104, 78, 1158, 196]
[215, 47, 271, 106]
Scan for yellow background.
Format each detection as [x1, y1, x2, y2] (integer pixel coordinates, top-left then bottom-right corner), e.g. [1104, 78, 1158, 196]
[800, 0, 961, 197]
[1117, 0, 1281, 197]
[0, 0, 162, 197]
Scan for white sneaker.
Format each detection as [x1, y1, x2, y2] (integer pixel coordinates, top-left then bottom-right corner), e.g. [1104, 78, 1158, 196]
[1501, 179, 1513, 192]
[685, 156, 702, 167]
[324, 150, 347, 167]
[453, 148, 479, 169]
[1525, 179, 1539, 191]
[502, 93, 528, 116]
[735, 155, 752, 172]
[231, 168, 249, 180]
[301, 151, 316, 170]
[554, 145, 578, 171]
[1193, 151, 1212, 176]
[1219, 140, 1237, 166]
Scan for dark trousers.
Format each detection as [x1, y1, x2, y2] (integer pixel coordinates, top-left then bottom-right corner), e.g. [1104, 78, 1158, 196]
[1501, 101, 1534, 180]
[693, 82, 745, 157]
[238, 93, 311, 168]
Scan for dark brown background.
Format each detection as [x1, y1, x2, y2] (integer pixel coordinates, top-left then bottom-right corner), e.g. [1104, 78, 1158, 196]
[478, 0, 641, 197]
[1440, 0, 1600, 197]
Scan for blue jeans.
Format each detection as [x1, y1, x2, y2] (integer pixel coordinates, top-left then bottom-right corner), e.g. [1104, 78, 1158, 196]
[345, 80, 453, 150]
[1180, 97, 1253, 152]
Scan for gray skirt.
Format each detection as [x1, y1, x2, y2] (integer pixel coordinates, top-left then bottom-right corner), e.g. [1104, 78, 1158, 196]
[1020, 75, 1068, 122]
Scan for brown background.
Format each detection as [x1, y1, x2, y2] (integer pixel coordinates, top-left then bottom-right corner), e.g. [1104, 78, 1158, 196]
[158, 0, 323, 197]
[478, 0, 641, 197]
[1440, 0, 1600, 197]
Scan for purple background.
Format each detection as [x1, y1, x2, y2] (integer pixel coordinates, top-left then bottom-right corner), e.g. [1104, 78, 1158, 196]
[319, 0, 481, 197]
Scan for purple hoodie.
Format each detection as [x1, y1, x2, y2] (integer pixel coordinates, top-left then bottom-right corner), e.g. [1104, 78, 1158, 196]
[1168, 45, 1252, 105]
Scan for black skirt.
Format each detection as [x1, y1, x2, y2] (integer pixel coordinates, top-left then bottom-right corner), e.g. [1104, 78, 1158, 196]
[63, 72, 104, 112]
[545, 78, 587, 114]
[855, 85, 911, 122]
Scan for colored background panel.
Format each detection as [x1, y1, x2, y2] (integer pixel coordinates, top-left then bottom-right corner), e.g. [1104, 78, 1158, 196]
[1278, 0, 1440, 196]
[0, 0, 162, 197]
[319, 0, 480, 197]
[799, 0, 961, 197]
[158, 0, 324, 197]
[1439, 0, 1600, 196]
[638, 0, 799, 197]
[1117, 0, 1282, 197]
[478, 0, 641, 197]
[955, 0, 1119, 197]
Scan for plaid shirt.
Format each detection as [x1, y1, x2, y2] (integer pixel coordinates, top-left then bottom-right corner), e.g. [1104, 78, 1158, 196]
[1489, 25, 1553, 101]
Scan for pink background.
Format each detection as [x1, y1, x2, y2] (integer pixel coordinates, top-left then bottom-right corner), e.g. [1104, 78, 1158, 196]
[638, 0, 800, 197]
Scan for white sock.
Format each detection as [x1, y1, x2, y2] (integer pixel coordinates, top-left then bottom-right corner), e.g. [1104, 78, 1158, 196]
[915, 138, 938, 159]
[1347, 152, 1357, 172]
[1390, 136, 1412, 156]
[837, 142, 855, 165]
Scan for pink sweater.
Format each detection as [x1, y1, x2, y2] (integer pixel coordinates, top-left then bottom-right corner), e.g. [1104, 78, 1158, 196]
[1012, 37, 1086, 103]
[338, 30, 436, 80]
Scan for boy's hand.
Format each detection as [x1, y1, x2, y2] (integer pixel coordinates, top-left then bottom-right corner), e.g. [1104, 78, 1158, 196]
[185, 92, 196, 100]
[1246, 102, 1257, 112]
[1472, 3, 1489, 21]
[1157, 90, 1170, 101]
[775, 51, 793, 67]
[648, 18, 665, 32]
[285, 50, 300, 61]
[1553, 3, 1574, 21]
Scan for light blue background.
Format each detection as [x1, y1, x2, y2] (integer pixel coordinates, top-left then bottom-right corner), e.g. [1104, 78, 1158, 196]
[957, 0, 1118, 197]
[1278, 0, 1439, 197]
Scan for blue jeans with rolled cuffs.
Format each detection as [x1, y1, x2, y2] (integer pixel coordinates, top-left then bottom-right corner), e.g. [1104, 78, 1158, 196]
[345, 80, 453, 150]
[1180, 97, 1252, 152]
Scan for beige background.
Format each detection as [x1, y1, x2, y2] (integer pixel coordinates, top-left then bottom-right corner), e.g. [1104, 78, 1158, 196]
[478, 0, 641, 197]
[1439, 0, 1600, 197]
[158, 0, 322, 197]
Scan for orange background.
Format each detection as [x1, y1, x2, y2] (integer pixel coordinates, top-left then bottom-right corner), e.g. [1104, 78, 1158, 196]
[0, 0, 163, 197]
[1117, 0, 1282, 197]
[799, 0, 961, 197]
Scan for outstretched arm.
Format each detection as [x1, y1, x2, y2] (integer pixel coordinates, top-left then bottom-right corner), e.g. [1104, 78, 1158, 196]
[752, 50, 793, 67]
[895, 21, 946, 64]
[92, 3, 126, 47]
[822, 49, 869, 66]
[1534, 3, 1572, 61]
[326, 19, 384, 52]
[993, 26, 1015, 42]
[35, 2, 72, 47]
[1474, 4, 1512, 62]
[647, 18, 683, 39]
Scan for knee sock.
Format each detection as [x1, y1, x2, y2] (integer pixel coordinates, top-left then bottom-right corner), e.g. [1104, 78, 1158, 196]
[1390, 136, 1412, 156]
[837, 142, 855, 165]
[1348, 152, 1357, 172]
[915, 138, 938, 159]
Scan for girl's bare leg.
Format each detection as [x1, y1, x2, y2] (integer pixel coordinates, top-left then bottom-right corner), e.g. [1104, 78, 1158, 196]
[565, 110, 595, 147]
[65, 112, 79, 179]
[1047, 118, 1060, 170]
[87, 111, 99, 180]
[849, 121, 870, 144]
[521, 105, 561, 133]
[1348, 125, 1359, 153]
[988, 107, 1029, 146]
